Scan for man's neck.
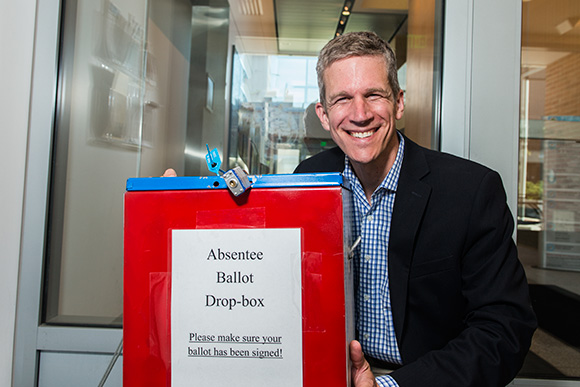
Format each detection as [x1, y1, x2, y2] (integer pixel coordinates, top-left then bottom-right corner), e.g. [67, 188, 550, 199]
[351, 163, 387, 203]
[350, 136, 400, 204]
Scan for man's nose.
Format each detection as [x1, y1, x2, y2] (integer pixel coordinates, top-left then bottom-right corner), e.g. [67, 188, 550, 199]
[350, 96, 373, 124]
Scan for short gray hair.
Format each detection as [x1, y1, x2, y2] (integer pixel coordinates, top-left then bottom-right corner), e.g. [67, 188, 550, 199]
[317, 31, 400, 106]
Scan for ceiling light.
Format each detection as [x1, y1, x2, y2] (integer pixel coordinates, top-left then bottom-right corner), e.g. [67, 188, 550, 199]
[239, 0, 263, 16]
[335, 0, 355, 37]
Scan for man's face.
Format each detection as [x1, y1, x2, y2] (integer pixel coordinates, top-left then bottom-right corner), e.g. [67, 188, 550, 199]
[316, 55, 404, 173]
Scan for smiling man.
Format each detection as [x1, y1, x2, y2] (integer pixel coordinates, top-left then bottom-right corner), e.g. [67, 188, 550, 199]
[294, 31, 536, 387]
[316, 53, 403, 203]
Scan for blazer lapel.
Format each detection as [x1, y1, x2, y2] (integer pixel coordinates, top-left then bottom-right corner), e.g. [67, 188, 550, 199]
[389, 138, 431, 346]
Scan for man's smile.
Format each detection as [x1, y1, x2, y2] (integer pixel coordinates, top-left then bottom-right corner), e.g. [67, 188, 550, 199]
[348, 129, 377, 138]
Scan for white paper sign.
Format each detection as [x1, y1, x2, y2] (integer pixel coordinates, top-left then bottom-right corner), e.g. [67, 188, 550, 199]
[171, 228, 303, 387]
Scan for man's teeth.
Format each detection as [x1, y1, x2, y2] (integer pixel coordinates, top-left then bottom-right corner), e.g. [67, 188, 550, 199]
[350, 130, 374, 138]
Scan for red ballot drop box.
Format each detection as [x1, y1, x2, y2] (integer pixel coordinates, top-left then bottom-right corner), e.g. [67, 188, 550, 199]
[124, 173, 354, 387]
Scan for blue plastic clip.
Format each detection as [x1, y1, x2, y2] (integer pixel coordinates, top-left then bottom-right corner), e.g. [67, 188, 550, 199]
[205, 144, 222, 176]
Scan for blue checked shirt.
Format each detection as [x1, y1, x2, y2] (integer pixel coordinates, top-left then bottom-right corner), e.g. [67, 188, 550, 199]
[343, 133, 405, 387]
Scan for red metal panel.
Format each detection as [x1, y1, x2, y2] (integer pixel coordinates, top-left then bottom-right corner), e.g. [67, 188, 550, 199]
[124, 186, 349, 386]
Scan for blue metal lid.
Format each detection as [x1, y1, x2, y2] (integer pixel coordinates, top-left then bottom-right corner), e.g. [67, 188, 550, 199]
[126, 172, 343, 191]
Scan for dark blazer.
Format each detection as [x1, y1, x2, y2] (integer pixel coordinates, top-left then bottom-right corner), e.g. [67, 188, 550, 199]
[294, 134, 537, 386]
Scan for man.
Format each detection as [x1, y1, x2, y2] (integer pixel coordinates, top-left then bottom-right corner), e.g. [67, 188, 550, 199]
[294, 31, 536, 386]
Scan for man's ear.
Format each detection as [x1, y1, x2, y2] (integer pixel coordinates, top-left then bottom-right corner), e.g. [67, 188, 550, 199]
[315, 102, 331, 131]
[395, 90, 405, 120]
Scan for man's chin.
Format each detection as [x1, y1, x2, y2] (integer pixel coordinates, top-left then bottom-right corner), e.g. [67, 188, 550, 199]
[347, 154, 380, 167]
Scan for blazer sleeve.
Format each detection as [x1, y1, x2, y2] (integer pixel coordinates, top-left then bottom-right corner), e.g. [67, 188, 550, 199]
[390, 170, 537, 387]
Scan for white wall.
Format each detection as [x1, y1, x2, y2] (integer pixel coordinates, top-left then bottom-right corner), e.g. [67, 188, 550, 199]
[0, 0, 37, 384]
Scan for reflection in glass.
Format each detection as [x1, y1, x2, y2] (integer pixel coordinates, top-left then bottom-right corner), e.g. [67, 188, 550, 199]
[227, 52, 335, 175]
[90, 0, 152, 148]
[45, 0, 228, 327]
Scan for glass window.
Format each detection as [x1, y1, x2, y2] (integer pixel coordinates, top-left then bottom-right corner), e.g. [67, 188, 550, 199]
[44, 0, 151, 327]
[517, 0, 580, 380]
[44, 0, 443, 327]
[227, 53, 326, 175]
[45, 0, 230, 326]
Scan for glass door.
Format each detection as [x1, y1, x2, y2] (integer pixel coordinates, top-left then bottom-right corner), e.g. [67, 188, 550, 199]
[517, 0, 580, 380]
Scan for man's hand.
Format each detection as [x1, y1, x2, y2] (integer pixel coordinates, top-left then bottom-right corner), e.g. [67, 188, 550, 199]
[350, 340, 378, 387]
[162, 168, 177, 177]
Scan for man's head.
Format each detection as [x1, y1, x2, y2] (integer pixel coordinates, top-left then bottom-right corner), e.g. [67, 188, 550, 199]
[317, 31, 400, 107]
[314, 31, 404, 187]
